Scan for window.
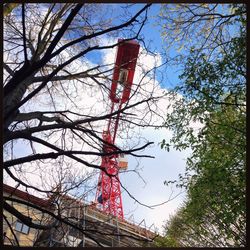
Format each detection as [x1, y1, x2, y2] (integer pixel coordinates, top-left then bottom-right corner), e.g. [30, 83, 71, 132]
[15, 220, 30, 234]
[118, 69, 128, 85]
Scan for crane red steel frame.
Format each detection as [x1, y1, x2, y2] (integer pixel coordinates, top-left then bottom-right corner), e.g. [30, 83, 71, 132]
[95, 39, 140, 219]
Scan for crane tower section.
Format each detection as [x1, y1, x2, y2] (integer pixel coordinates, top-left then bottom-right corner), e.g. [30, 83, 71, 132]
[95, 39, 140, 219]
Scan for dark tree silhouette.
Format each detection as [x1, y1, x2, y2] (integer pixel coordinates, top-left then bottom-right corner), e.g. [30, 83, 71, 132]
[3, 3, 163, 246]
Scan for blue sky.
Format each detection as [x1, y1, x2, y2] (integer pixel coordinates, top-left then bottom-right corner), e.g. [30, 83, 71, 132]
[90, 4, 189, 233]
[84, 3, 181, 90]
[130, 3, 183, 91]
[120, 127, 190, 233]
[78, 4, 189, 232]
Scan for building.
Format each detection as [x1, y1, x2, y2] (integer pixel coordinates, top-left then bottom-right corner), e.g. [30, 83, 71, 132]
[3, 184, 157, 247]
[3, 184, 52, 246]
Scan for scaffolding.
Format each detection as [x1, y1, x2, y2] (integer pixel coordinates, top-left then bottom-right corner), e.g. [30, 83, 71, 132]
[34, 194, 157, 247]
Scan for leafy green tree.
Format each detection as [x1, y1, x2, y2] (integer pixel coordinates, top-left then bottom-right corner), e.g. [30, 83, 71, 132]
[161, 4, 246, 154]
[185, 97, 246, 245]
[155, 208, 186, 247]
[158, 3, 246, 247]
[3, 3, 20, 16]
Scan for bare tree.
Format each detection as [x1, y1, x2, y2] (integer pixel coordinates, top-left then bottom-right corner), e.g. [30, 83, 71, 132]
[3, 3, 164, 246]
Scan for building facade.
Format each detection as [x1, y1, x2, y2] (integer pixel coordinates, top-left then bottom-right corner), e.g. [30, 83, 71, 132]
[3, 184, 157, 247]
[3, 184, 52, 246]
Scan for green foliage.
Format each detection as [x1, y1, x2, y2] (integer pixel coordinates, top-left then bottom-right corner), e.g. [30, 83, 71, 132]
[154, 235, 179, 247]
[155, 209, 186, 247]
[158, 3, 246, 247]
[3, 3, 20, 17]
[184, 101, 246, 246]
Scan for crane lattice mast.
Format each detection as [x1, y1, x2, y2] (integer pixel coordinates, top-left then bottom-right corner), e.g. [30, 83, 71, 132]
[95, 39, 140, 219]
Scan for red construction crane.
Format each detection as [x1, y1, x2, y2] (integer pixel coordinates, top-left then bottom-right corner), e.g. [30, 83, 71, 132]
[95, 39, 140, 219]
